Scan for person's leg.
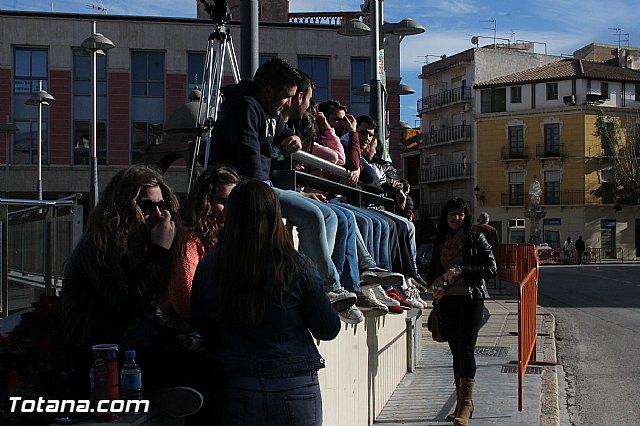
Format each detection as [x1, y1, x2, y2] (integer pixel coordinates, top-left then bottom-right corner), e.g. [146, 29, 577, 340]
[275, 189, 340, 292]
[321, 202, 360, 294]
[382, 211, 419, 276]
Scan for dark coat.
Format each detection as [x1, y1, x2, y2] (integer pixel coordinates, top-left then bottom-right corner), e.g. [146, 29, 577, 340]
[426, 231, 497, 299]
[208, 79, 294, 181]
[62, 233, 170, 351]
[476, 223, 500, 251]
[191, 251, 340, 377]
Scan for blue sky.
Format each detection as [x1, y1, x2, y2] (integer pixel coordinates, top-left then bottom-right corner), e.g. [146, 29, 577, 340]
[2, 0, 639, 123]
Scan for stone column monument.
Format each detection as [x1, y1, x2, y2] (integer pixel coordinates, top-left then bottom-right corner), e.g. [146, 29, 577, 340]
[524, 177, 546, 244]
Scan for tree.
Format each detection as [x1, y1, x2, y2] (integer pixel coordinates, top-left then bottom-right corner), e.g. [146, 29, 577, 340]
[591, 111, 640, 210]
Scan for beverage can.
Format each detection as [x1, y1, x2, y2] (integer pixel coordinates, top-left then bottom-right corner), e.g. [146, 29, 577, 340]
[92, 343, 120, 421]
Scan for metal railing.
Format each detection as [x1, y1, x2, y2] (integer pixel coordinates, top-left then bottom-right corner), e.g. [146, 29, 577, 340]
[275, 151, 396, 210]
[417, 87, 471, 112]
[1, 194, 82, 317]
[500, 146, 528, 160]
[535, 144, 564, 158]
[419, 124, 472, 147]
[501, 191, 611, 207]
[418, 162, 472, 183]
[288, 11, 368, 25]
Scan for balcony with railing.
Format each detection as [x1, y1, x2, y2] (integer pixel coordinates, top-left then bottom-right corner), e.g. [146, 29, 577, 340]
[417, 86, 472, 113]
[500, 146, 528, 161]
[288, 11, 368, 25]
[419, 124, 472, 148]
[535, 143, 565, 159]
[500, 190, 610, 207]
[418, 162, 472, 183]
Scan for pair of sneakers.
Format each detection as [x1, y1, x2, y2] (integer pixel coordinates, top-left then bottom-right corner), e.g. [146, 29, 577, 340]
[361, 267, 405, 287]
[327, 288, 364, 324]
[361, 284, 405, 315]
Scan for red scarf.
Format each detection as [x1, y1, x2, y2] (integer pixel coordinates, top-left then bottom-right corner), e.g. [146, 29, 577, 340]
[440, 229, 466, 267]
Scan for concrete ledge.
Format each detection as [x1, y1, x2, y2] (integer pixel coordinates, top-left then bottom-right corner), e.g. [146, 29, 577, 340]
[317, 311, 410, 426]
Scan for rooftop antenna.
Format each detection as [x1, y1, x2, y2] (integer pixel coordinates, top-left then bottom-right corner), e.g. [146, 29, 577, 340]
[87, 1, 108, 14]
[417, 54, 446, 65]
[505, 31, 516, 44]
[481, 18, 497, 47]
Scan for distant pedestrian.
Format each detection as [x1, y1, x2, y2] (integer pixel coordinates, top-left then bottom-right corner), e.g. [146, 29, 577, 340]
[427, 198, 496, 425]
[475, 212, 500, 252]
[563, 236, 574, 264]
[574, 236, 586, 264]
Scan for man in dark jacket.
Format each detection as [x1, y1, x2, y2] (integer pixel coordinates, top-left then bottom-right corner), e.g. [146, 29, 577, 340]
[476, 212, 500, 252]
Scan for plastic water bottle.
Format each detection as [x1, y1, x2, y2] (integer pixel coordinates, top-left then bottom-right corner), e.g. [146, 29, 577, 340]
[120, 350, 143, 403]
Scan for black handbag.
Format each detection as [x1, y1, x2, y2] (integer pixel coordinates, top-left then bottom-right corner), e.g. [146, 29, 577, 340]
[427, 304, 447, 342]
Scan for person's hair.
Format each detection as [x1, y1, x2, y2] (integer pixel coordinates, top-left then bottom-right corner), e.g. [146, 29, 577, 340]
[478, 211, 490, 224]
[297, 106, 319, 154]
[356, 114, 377, 130]
[216, 179, 302, 326]
[318, 99, 347, 117]
[253, 57, 301, 90]
[434, 197, 473, 245]
[181, 165, 241, 252]
[296, 70, 315, 95]
[84, 164, 185, 287]
[400, 179, 410, 191]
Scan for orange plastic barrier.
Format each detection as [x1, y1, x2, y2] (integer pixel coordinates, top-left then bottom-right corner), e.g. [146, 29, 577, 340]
[494, 243, 540, 411]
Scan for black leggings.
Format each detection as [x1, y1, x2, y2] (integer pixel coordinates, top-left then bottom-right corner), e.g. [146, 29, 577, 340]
[438, 295, 484, 378]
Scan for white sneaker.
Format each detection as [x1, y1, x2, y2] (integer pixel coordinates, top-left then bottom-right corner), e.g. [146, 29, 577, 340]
[337, 305, 365, 324]
[407, 287, 426, 309]
[371, 285, 401, 307]
[327, 288, 357, 312]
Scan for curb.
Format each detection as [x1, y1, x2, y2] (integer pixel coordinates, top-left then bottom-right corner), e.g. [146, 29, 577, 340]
[539, 307, 560, 426]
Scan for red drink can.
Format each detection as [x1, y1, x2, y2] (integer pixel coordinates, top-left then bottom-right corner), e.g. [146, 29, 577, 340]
[92, 344, 120, 421]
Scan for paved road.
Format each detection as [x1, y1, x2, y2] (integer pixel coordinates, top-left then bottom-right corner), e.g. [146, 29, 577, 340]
[537, 264, 640, 426]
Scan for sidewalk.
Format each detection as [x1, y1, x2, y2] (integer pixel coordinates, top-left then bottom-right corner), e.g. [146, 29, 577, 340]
[376, 286, 560, 425]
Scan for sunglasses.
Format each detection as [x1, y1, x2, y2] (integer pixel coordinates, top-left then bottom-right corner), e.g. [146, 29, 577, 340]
[138, 199, 172, 213]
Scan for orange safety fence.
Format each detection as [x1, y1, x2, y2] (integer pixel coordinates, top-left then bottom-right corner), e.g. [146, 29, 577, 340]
[494, 243, 540, 411]
[517, 266, 538, 411]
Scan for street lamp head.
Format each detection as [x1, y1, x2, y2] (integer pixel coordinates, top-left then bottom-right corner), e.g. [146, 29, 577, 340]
[337, 19, 371, 36]
[81, 32, 115, 51]
[388, 121, 411, 130]
[25, 89, 55, 106]
[383, 18, 426, 36]
[75, 46, 106, 56]
[353, 83, 371, 96]
[388, 83, 415, 96]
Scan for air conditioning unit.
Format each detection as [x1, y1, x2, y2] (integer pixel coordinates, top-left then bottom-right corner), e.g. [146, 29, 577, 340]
[563, 95, 576, 106]
[462, 104, 472, 112]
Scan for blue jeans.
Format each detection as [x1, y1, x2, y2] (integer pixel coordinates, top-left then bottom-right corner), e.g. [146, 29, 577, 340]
[321, 202, 360, 293]
[382, 211, 418, 275]
[275, 189, 341, 291]
[221, 371, 322, 426]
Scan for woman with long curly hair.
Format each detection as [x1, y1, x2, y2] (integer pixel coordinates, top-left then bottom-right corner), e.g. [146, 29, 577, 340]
[62, 165, 210, 420]
[427, 198, 496, 425]
[191, 179, 340, 425]
[158, 165, 240, 329]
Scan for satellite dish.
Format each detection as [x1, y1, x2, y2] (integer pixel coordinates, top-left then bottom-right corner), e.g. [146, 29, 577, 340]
[471, 36, 479, 45]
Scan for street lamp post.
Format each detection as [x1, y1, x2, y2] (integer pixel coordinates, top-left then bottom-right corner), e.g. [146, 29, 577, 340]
[25, 81, 54, 200]
[81, 21, 114, 209]
[338, 2, 425, 163]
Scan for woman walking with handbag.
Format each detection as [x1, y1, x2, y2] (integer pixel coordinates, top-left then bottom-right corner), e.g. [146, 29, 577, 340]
[427, 198, 496, 425]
